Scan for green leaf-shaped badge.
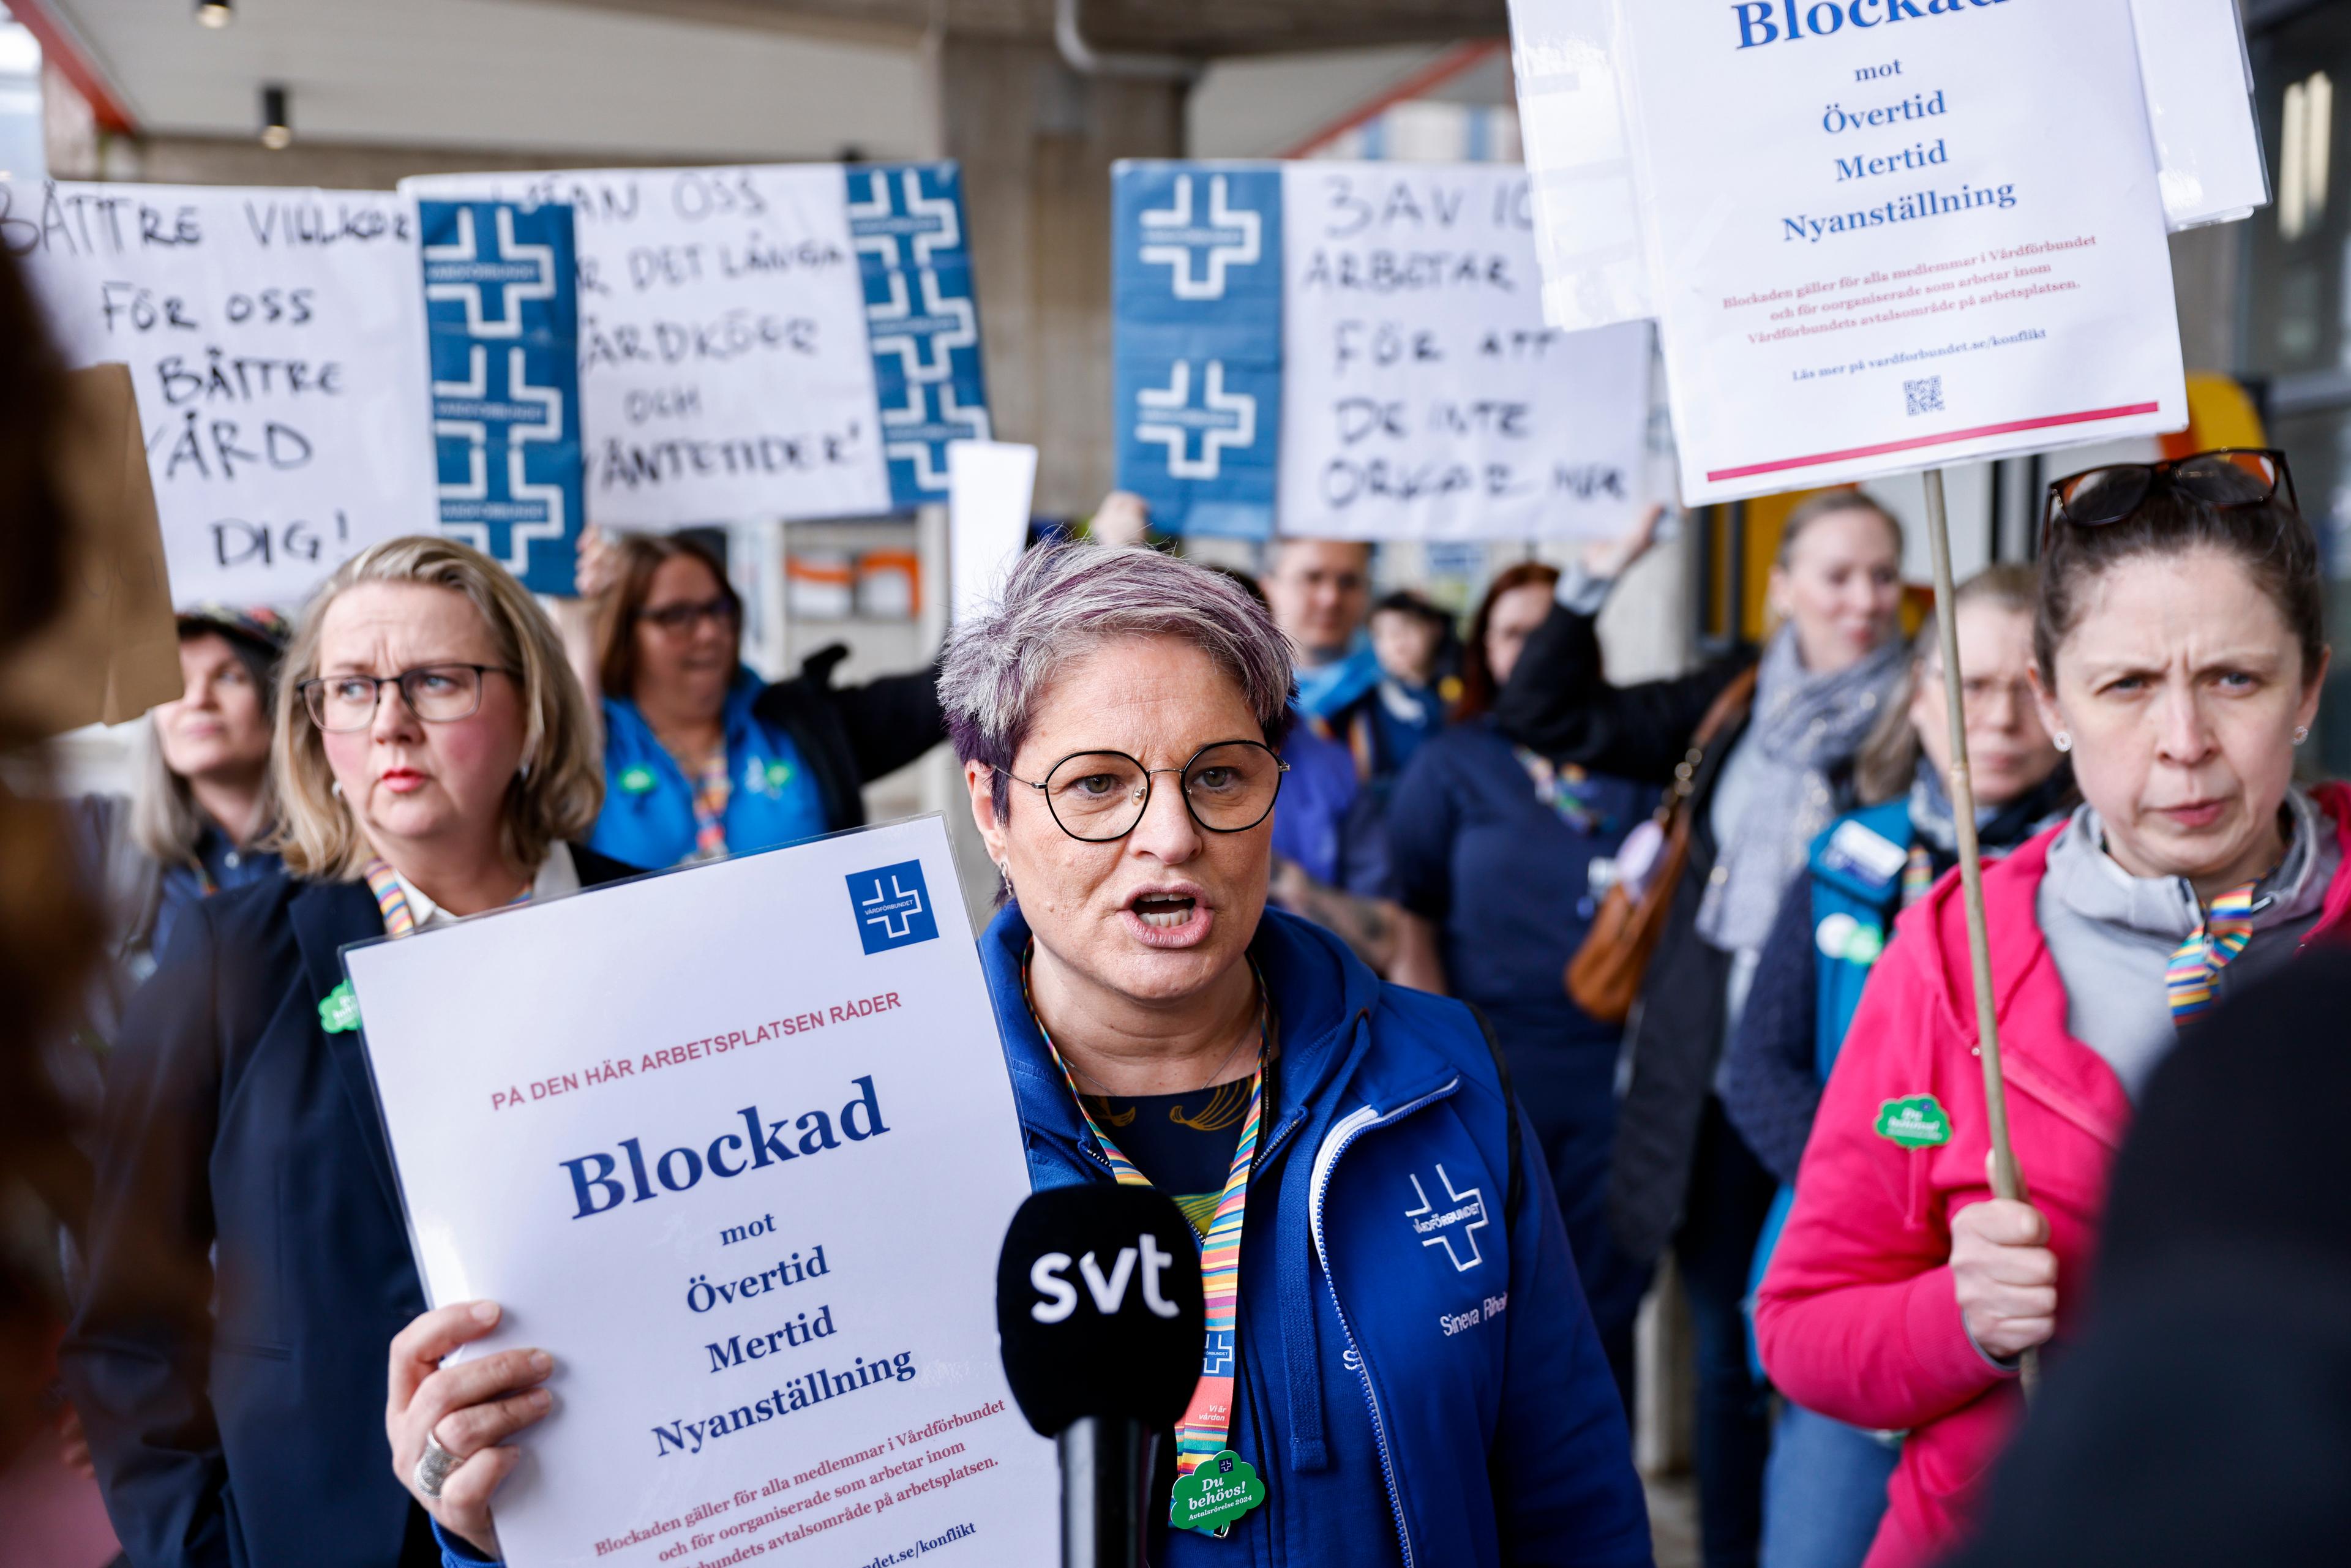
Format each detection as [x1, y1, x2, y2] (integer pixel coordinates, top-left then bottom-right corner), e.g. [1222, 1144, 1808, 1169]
[618, 765, 657, 795]
[1875, 1094, 1951, 1149]
[318, 980, 361, 1035]
[1170, 1451, 1266, 1534]
[765, 760, 793, 793]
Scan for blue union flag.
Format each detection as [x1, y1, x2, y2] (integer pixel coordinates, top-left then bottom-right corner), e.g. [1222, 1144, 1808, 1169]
[418, 199, 584, 593]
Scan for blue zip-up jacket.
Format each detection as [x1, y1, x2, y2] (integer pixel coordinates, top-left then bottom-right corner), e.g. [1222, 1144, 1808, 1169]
[990, 904, 1649, 1568]
[440, 906, 1649, 1568]
[587, 669, 828, 869]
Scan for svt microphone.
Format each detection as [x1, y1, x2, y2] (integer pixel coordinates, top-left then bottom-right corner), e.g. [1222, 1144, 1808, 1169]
[997, 1185, 1205, 1568]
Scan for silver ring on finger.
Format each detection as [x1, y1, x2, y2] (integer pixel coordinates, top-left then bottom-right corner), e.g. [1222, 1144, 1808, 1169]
[414, 1431, 463, 1499]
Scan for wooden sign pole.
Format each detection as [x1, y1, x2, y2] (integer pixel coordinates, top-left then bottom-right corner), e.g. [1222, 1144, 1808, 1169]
[1921, 467, 2040, 1402]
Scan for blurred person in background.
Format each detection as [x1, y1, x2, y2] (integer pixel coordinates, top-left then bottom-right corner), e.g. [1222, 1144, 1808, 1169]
[387, 542, 1654, 1568]
[72, 606, 289, 1023]
[1388, 561, 1655, 1411]
[1258, 540, 1408, 971]
[1757, 451, 2351, 1568]
[560, 527, 944, 867]
[64, 538, 637, 1568]
[1366, 588, 1457, 778]
[1722, 565, 2070, 1568]
[0, 236, 110, 1564]
[1497, 493, 1910, 1568]
[1264, 539, 1438, 793]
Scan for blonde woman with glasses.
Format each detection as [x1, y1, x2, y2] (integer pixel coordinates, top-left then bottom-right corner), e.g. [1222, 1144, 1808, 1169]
[62, 538, 637, 1568]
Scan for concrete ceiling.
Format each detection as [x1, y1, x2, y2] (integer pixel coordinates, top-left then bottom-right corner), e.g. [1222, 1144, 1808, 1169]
[530, 0, 1507, 55]
[36, 0, 1503, 159]
[42, 0, 935, 158]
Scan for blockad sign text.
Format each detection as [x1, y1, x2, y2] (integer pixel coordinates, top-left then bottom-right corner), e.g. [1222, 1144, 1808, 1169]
[1112, 159, 1650, 541]
[8, 181, 438, 607]
[343, 817, 1052, 1568]
[418, 200, 585, 596]
[405, 165, 989, 528]
[1611, 0, 2187, 504]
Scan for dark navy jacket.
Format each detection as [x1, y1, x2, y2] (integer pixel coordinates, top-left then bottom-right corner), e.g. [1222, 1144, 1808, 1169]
[990, 904, 1651, 1568]
[63, 850, 636, 1568]
[433, 902, 1650, 1568]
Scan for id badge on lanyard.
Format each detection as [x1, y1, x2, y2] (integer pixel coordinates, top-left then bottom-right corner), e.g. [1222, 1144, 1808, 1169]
[1025, 949, 1273, 1537]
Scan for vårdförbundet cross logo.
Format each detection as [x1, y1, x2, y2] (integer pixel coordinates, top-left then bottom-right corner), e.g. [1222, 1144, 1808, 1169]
[847, 860, 939, 954]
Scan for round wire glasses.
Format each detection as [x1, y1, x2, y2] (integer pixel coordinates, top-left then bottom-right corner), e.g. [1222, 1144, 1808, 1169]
[1005, 740, 1288, 843]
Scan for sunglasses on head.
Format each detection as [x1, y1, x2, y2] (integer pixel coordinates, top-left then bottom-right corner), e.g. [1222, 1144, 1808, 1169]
[2041, 448, 2296, 549]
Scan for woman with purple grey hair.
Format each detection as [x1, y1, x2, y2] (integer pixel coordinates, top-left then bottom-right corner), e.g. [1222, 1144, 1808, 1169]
[389, 543, 1652, 1568]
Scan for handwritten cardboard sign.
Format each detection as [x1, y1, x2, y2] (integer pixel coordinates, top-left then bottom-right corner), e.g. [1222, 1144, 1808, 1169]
[406, 164, 989, 528]
[10, 181, 439, 607]
[1112, 159, 1650, 541]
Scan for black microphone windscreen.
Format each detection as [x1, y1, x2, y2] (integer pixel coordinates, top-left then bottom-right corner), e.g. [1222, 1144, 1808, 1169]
[996, 1184, 1205, 1438]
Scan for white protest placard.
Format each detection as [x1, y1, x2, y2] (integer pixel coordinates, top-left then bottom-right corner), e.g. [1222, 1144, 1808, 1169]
[947, 440, 1036, 625]
[1112, 160, 1649, 541]
[1609, 0, 2186, 505]
[7, 181, 438, 606]
[1278, 163, 1652, 541]
[1506, 0, 1655, 335]
[2132, 0, 2268, 229]
[345, 817, 1052, 1568]
[1508, 0, 2267, 333]
[406, 165, 991, 528]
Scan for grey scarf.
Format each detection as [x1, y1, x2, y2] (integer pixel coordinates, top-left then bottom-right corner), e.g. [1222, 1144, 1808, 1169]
[1697, 623, 1907, 953]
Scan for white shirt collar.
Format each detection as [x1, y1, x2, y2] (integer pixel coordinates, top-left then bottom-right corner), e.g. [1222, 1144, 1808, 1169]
[394, 842, 580, 932]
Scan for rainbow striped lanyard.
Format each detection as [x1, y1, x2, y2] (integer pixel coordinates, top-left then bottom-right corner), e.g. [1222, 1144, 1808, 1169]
[1022, 945, 1270, 1528]
[361, 858, 530, 939]
[688, 745, 733, 861]
[2165, 880, 2258, 1027]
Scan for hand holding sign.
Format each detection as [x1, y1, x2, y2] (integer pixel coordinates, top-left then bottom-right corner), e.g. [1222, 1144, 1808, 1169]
[384, 1300, 552, 1561]
[1951, 1163, 2058, 1364]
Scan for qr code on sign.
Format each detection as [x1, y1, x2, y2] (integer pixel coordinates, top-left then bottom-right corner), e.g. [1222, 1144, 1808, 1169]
[1905, 376, 1944, 416]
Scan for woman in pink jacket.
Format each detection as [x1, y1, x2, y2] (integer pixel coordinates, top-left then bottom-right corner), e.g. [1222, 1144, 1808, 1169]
[1755, 449, 2351, 1568]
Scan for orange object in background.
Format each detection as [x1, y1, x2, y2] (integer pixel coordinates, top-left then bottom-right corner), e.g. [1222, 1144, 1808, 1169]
[855, 550, 921, 620]
[2162, 372, 2268, 460]
[784, 550, 855, 620]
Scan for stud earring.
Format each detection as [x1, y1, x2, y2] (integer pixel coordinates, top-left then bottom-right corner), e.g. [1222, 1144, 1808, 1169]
[2052, 732, 2072, 753]
[331, 779, 344, 797]
[2294, 726, 2311, 746]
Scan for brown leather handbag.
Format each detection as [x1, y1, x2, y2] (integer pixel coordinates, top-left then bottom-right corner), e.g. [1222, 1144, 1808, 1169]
[1565, 666, 1758, 1024]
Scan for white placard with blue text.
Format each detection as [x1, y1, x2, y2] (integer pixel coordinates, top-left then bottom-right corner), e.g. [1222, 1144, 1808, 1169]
[1507, 0, 2268, 336]
[1112, 160, 1651, 541]
[1610, 0, 2186, 504]
[405, 165, 988, 528]
[345, 817, 1052, 1568]
[9, 181, 438, 606]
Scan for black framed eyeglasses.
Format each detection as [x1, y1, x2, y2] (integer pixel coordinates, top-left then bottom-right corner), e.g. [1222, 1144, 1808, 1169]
[1004, 740, 1289, 843]
[639, 595, 738, 635]
[298, 664, 515, 733]
[2042, 448, 2295, 550]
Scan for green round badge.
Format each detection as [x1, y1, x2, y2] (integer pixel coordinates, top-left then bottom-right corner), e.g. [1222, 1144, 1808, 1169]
[1874, 1094, 1952, 1149]
[318, 980, 361, 1035]
[764, 760, 793, 793]
[1171, 1451, 1266, 1534]
[618, 765, 657, 795]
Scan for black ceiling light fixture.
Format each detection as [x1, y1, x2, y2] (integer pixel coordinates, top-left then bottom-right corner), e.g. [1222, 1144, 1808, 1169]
[260, 84, 291, 150]
[196, 0, 233, 27]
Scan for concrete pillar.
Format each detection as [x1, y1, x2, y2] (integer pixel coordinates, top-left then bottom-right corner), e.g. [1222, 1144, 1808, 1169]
[928, 33, 1187, 517]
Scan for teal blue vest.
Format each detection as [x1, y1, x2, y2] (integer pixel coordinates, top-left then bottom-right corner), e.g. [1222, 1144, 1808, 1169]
[1745, 798, 1914, 1376]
